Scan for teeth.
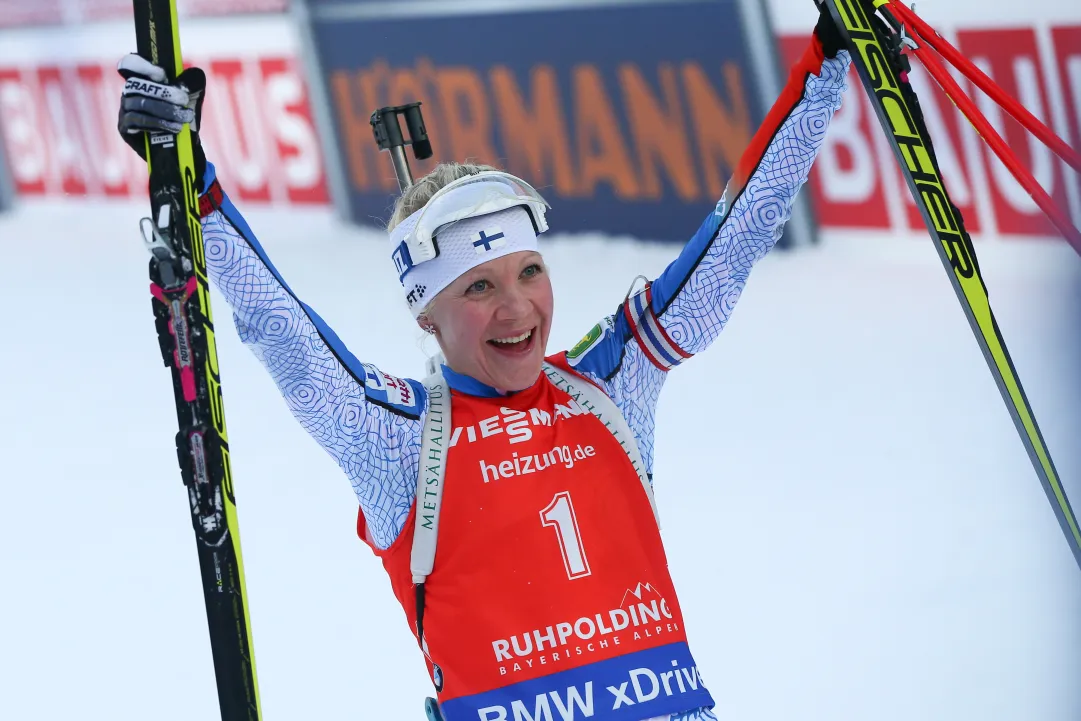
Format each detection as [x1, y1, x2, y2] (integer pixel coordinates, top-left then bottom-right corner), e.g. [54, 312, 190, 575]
[492, 330, 532, 344]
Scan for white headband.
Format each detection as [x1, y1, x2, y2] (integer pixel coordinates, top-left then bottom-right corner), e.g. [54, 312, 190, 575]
[388, 172, 550, 317]
[391, 206, 540, 316]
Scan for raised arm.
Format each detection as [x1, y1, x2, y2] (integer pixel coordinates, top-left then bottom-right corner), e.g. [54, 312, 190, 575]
[653, 38, 849, 353]
[116, 56, 426, 549]
[199, 165, 425, 550]
[565, 33, 850, 478]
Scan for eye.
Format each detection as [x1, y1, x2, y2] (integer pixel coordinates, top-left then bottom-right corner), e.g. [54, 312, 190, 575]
[521, 263, 543, 279]
[466, 279, 490, 294]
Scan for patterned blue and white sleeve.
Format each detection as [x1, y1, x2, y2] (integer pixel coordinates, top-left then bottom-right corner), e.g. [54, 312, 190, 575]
[199, 164, 424, 550]
[565, 39, 850, 480]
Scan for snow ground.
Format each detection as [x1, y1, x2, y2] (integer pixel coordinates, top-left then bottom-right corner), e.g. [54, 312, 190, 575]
[0, 199, 1078, 721]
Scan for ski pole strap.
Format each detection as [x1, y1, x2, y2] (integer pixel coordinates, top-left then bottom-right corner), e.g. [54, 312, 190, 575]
[198, 177, 225, 218]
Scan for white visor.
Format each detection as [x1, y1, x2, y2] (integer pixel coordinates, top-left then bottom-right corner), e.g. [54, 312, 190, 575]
[389, 171, 551, 315]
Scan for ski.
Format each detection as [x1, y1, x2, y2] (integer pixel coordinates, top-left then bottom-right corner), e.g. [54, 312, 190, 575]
[822, 0, 1081, 569]
[132, 0, 264, 716]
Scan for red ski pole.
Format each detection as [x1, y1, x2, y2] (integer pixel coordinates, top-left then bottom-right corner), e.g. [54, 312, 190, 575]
[888, 0, 1081, 174]
[902, 33, 1081, 254]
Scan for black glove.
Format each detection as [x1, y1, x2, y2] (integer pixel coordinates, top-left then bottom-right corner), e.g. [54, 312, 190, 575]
[813, 0, 847, 59]
[117, 53, 207, 191]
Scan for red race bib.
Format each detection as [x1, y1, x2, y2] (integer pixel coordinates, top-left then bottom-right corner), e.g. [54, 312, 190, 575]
[361, 360, 713, 721]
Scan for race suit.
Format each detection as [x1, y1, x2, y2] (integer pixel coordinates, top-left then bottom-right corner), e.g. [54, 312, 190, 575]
[197, 38, 849, 721]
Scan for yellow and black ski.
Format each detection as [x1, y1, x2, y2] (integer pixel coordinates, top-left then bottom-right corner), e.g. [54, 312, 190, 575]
[132, 0, 263, 716]
[823, 0, 1081, 569]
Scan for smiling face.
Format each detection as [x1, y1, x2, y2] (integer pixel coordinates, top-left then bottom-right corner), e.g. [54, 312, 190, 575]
[422, 250, 553, 393]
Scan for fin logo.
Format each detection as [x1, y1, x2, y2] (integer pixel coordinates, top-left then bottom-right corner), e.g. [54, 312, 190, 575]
[473, 227, 506, 254]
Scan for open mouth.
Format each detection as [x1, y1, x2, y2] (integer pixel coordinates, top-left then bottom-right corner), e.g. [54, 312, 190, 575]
[487, 327, 537, 355]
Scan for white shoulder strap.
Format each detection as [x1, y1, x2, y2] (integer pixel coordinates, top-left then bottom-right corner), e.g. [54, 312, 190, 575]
[540, 362, 660, 528]
[411, 371, 451, 584]
[409, 362, 659, 585]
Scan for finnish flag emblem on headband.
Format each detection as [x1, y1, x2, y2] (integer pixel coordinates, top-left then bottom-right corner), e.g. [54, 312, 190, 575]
[473, 226, 506, 255]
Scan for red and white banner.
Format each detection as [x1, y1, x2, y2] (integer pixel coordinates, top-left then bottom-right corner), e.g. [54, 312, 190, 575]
[0, 0, 288, 28]
[778, 23, 1081, 242]
[0, 16, 328, 206]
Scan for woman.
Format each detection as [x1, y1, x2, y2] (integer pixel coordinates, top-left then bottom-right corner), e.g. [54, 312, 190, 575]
[117, 7, 849, 720]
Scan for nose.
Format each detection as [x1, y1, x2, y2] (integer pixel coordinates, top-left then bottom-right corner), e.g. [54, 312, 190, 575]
[493, 282, 532, 321]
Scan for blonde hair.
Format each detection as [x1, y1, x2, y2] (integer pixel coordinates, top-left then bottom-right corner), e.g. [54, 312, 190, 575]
[388, 161, 501, 232]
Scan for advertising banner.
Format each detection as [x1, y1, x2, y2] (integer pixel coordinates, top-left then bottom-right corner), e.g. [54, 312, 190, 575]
[307, 0, 781, 241]
[769, 0, 1081, 241]
[0, 15, 328, 206]
[0, 0, 289, 28]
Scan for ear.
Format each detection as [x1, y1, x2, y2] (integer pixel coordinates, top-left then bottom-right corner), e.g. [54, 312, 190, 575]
[416, 315, 437, 335]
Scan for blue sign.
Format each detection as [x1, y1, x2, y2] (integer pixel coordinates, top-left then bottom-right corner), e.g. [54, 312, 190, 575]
[307, 0, 770, 241]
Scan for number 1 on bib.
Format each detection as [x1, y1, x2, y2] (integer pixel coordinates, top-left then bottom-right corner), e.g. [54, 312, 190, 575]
[541, 492, 592, 580]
